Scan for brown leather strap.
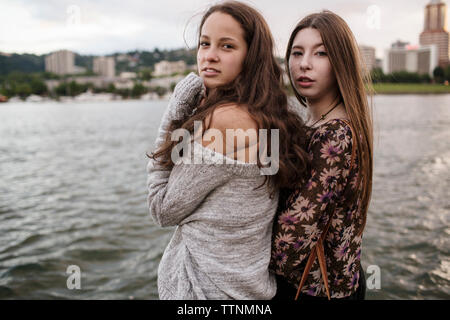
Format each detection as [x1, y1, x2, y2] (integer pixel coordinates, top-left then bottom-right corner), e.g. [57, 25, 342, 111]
[295, 241, 318, 300]
[294, 119, 357, 301]
[295, 213, 334, 300]
[316, 241, 331, 299]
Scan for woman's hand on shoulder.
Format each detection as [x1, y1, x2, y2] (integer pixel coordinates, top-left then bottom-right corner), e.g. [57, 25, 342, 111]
[168, 73, 206, 121]
[173, 72, 206, 105]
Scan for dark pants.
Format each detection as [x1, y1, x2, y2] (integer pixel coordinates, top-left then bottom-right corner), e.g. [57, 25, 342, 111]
[272, 264, 366, 301]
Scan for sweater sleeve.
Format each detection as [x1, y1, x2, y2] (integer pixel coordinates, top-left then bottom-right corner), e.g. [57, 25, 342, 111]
[271, 120, 354, 274]
[146, 72, 217, 227]
[146, 106, 237, 227]
[146, 143, 238, 227]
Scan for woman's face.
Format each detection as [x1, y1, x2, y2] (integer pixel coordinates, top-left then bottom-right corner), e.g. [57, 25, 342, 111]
[197, 12, 248, 89]
[288, 27, 337, 100]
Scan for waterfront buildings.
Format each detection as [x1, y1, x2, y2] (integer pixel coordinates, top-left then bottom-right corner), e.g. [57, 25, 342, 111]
[383, 41, 438, 76]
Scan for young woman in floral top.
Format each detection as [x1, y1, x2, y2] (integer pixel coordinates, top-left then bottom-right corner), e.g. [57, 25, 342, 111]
[269, 11, 374, 300]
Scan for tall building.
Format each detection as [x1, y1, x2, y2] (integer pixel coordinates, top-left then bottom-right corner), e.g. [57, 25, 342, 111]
[45, 50, 77, 75]
[383, 41, 438, 76]
[419, 0, 450, 67]
[153, 60, 186, 77]
[93, 56, 115, 78]
[359, 45, 377, 72]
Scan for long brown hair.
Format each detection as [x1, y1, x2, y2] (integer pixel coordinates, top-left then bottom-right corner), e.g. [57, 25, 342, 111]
[148, 1, 310, 193]
[285, 11, 374, 236]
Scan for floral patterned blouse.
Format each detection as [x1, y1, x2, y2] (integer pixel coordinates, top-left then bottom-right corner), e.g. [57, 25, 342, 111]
[269, 119, 365, 299]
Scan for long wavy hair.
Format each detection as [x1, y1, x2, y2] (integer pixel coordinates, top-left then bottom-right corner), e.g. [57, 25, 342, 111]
[285, 11, 374, 236]
[147, 0, 310, 194]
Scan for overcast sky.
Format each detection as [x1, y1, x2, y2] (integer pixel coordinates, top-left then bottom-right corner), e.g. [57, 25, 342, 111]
[0, 0, 448, 59]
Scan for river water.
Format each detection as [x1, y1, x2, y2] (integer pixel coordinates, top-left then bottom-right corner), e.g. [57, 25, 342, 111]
[0, 95, 449, 299]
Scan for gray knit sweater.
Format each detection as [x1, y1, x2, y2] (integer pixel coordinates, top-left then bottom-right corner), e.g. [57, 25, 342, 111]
[146, 74, 278, 300]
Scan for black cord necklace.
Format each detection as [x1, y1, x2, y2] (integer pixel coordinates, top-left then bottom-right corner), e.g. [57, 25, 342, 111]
[309, 97, 342, 128]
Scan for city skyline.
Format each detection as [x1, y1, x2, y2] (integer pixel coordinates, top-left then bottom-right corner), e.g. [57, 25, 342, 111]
[1, 0, 449, 59]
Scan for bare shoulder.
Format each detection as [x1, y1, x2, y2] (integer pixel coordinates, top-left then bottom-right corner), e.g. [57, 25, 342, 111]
[206, 104, 258, 131]
[202, 104, 259, 163]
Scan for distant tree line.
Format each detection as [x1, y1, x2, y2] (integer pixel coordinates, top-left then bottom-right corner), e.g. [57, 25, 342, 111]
[0, 72, 50, 98]
[0, 71, 175, 99]
[370, 66, 450, 84]
[0, 54, 45, 75]
[53, 81, 170, 99]
[432, 65, 450, 83]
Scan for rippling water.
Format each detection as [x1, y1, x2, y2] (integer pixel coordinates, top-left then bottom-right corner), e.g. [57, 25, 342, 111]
[0, 96, 449, 300]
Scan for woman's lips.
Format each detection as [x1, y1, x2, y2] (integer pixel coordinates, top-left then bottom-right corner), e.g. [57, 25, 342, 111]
[297, 76, 315, 88]
[202, 68, 220, 76]
[298, 81, 314, 88]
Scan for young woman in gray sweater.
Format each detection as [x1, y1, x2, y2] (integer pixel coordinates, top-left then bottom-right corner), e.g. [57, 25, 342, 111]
[146, 1, 309, 300]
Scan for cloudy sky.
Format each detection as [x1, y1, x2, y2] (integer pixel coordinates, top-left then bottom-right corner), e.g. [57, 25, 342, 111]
[0, 0, 448, 59]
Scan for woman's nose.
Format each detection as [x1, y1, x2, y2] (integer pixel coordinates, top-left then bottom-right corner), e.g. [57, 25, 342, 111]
[205, 48, 219, 62]
[299, 54, 312, 71]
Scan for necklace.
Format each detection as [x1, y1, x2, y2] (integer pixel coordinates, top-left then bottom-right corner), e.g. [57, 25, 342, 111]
[309, 98, 341, 128]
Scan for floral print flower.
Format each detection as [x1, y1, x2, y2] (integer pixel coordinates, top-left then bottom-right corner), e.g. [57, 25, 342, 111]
[272, 250, 287, 268]
[334, 240, 351, 262]
[319, 166, 341, 189]
[320, 141, 341, 166]
[278, 211, 299, 232]
[292, 196, 317, 222]
[293, 239, 305, 251]
[343, 254, 358, 277]
[274, 233, 295, 250]
[317, 191, 334, 210]
[302, 223, 322, 249]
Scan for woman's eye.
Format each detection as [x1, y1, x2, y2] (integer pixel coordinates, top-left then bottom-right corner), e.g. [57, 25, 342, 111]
[292, 51, 302, 56]
[200, 42, 209, 47]
[316, 51, 327, 56]
[223, 44, 234, 49]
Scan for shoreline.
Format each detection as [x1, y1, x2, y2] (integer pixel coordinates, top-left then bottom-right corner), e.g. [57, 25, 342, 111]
[2, 83, 450, 103]
[372, 83, 450, 94]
